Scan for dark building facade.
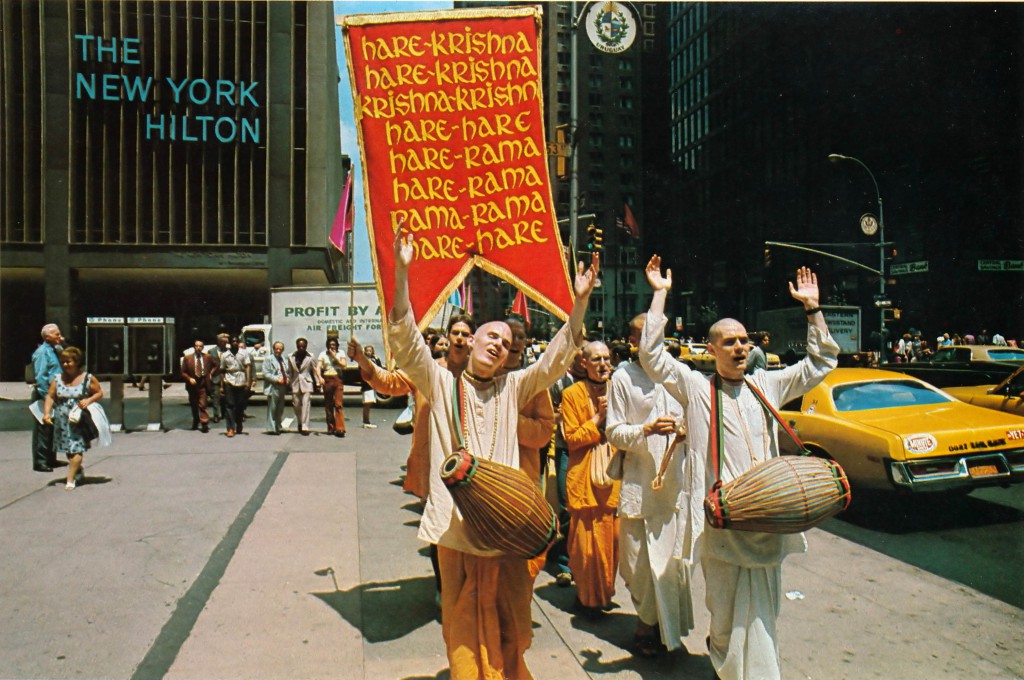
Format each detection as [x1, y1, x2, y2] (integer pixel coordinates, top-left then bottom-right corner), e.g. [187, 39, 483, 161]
[664, 3, 1023, 347]
[1, 0, 344, 379]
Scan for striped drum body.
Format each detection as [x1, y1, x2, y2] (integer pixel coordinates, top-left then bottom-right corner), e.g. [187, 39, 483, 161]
[704, 455, 852, 534]
[441, 449, 558, 559]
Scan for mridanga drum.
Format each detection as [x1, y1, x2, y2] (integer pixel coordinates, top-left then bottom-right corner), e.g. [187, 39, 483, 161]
[703, 455, 851, 533]
[440, 448, 558, 559]
[703, 374, 852, 534]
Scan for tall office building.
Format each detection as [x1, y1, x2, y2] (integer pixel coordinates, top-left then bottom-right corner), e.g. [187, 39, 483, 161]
[664, 3, 1022, 342]
[0, 0, 344, 378]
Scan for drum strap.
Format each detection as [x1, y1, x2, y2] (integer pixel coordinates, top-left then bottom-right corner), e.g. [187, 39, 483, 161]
[452, 377, 467, 451]
[710, 374, 809, 483]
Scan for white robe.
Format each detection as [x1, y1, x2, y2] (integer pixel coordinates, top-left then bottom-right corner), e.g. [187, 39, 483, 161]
[606, 360, 693, 650]
[640, 312, 839, 679]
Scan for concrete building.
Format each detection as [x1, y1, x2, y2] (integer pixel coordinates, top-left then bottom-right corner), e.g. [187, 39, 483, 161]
[663, 3, 1023, 345]
[0, 0, 345, 379]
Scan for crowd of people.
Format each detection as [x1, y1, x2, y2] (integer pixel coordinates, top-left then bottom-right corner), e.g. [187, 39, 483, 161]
[176, 332, 385, 438]
[346, 228, 840, 680]
[27, 230, 840, 678]
[892, 328, 1016, 363]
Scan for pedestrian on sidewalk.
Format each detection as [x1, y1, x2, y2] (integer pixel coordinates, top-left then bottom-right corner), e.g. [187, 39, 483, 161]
[262, 341, 288, 435]
[288, 337, 318, 435]
[317, 337, 347, 437]
[42, 346, 102, 490]
[358, 344, 383, 429]
[387, 226, 598, 680]
[30, 323, 64, 471]
[207, 333, 230, 423]
[181, 340, 216, 432]
[220, 336, 251, 437]
[639, 256, 839, 680]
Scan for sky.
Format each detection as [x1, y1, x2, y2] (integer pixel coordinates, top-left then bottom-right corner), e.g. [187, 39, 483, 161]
[333, 0, 451, 282]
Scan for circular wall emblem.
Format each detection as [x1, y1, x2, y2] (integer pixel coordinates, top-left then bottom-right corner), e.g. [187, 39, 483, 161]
[585, 1, 637, 54]
[860, 213, 879, 236]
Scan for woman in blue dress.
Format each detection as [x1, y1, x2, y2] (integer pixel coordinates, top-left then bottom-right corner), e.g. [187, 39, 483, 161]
[43, 346, 103, 490]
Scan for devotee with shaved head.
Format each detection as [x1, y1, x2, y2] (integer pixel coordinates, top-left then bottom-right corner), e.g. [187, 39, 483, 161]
[639, 255, 839, 680]
[606, 313, 693, 657]
[559, 339, 622, 613]
[387, 226, 599, 679]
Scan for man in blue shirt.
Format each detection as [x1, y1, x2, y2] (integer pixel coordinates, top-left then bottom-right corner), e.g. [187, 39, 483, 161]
[32, 323, 64, 471]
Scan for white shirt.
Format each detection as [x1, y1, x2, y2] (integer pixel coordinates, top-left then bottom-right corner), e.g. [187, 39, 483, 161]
[606, 360, 685, 519]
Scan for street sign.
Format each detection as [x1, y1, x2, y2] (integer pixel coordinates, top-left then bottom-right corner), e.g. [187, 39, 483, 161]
[978, 259, 1024, 272]
[889, 261, 929, 276]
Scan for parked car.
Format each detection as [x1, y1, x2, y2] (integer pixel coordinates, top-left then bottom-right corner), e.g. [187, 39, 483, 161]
[929, 345, 1024, 363]
[678, 343, 782, 373]
[778, 368, 1024, 493]
[884, 347, 1020, 388]
[945, 366, 1024, 417]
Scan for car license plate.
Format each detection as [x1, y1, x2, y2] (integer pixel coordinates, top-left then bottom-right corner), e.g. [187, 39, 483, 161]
[968, 464, 1000, 478]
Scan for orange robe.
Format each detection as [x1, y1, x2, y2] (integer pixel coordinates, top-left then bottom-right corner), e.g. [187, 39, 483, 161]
[439, 547, 534, 680]
[560, 381, 620, 608]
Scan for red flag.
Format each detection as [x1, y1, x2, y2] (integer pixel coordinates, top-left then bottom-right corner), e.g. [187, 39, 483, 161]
[343, 7, 574, 335]
[623, 203, 640, 239]
[511, 289, 531, 330]
[329, 171, 354, 253]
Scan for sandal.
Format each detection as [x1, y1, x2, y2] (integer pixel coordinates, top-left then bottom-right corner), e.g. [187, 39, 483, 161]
[632, 634, 661, 658]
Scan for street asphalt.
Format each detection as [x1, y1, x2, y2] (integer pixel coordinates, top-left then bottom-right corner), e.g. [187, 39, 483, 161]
[0, 381, 1021, 679]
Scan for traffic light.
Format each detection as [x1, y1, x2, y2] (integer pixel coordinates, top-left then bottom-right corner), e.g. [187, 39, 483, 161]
[593, 227, 603, 251]
[764, 247, 772, 267]
[885, 246, 898, 261]
[586, 223, 597, 250]
[884, 308, 902, 321]
[555, 124, 569, 179]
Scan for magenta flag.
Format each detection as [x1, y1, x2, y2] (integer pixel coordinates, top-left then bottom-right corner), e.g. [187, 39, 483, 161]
[329, 172, 354, 253]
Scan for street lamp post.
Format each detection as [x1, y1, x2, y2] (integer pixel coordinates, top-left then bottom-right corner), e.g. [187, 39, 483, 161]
[829, 153, 887, 363]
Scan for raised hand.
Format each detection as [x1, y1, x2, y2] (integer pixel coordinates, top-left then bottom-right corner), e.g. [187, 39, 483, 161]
[393, 219, 414, 270]
[788, 266, 820, 308]
[574, 252, 600, 298]
[645, 255, 672, 291]
[347, 337, 363, 360]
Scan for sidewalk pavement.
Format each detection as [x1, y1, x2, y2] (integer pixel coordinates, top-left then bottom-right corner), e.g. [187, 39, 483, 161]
[0, 381, 1021, 679]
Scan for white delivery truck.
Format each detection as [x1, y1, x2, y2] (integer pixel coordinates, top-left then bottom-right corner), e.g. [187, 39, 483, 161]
[755, 305, 861, 360]
[242, 284, 397, 404]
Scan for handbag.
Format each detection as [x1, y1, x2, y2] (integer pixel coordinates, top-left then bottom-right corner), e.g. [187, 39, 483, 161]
[76, 406, 100, 442]
[68, 373, 100, 442]
[589, 441, 623, 488]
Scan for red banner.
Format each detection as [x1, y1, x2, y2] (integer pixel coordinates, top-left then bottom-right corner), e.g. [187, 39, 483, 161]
[343, 7, 573, 332]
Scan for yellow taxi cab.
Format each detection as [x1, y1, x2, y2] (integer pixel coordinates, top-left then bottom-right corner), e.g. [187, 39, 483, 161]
[778, 368, 1024, 493]
[945, 365, 1024, 417]
[678, 343, 782, 373]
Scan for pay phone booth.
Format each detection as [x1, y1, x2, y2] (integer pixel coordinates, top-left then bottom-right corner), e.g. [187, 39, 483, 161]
[86, 317, 127, 431]
[128, 317, 175, 431]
